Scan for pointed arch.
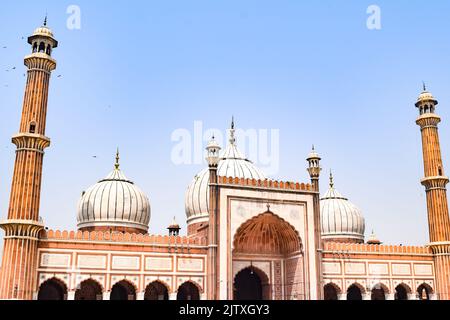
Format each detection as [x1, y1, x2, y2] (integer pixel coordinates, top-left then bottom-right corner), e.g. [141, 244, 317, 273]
[75, 278, 103, 300]
[324, 282, 342, 300]
[144, 280, 169, 300]
[37, 277, 68, 300]
[177, 281, 201, 300]
[110, 279, 137, 300]
[233, 212, 302, 255]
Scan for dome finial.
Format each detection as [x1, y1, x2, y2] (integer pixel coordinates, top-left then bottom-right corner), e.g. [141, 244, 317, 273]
[422, 81, 427, 92]
[229, 116, 236, 145]
[115, 148, 120, 170]
[329, 170, 334, 188]
[43, 13, 47, 27]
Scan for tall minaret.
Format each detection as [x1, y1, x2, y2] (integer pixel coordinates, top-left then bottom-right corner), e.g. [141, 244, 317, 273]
[206, 134, 221, 300]
[416, 84, 450, 300]
[306, 146, 324, 299]
[0, 19, 57, 300]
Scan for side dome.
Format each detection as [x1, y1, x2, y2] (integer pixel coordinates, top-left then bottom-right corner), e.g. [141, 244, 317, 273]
[77, 151, 150, 234]
[320, 173, 365, 243]
[185, 121, 266, 225]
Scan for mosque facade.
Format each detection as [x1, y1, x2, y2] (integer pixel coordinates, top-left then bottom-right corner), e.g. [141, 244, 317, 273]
[0, 22, 449, 301]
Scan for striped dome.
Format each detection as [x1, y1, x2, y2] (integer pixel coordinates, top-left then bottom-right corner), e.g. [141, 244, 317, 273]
[320, 174, 365, 243]
[185, 124, 266, 224]
[77, 153, 150, 233]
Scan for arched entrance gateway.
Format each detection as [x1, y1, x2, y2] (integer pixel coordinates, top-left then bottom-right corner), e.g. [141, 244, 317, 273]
[110, 280, 136, 300]
[234, 266, 270, 300]
[232, 210, 303, 300]
[145, 281, 169, 300]
[177, 282, 200, 300]
[37, 278, 68, 300]
[75, 279, 103, 300]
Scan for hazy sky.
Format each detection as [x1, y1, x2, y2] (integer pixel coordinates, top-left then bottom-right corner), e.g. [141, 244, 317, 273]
[1, 0, 450, 255]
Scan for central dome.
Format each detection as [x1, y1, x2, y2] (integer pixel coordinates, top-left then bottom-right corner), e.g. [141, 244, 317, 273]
[320, 173, 365, 243]
[185, 121, 266, 225]
[77, 151, 151, 234]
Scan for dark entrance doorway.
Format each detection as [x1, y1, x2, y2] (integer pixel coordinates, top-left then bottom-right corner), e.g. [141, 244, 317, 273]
[110, 280, 136, 300]
[234, 267, 263, 300]
[347, 284, 363, 301]
[37, 278, 67, 300]
[324, 284, 339, 300]
[177, 282, 200, 300]
[145, 281, 169, 300]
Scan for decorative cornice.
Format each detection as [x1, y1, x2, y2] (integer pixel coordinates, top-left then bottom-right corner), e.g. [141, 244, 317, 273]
[12, 133, 51, 152]
[428, 242, 450, 255]
[421, 176, 449, 190]
[0, 219, 44, 240]
[323, 241, 432, 255]
[416, 114, 441, 128]
[24, 54, 56, 72]
[41, 229, 207, 247]
[217, 176, 313, 192]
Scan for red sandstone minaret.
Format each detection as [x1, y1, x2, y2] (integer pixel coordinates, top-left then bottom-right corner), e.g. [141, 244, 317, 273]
[0, 18, 57, 300]
[205, 133, 221, 300]
[416, 84, 450, 300]
[306, 146, 324, 300]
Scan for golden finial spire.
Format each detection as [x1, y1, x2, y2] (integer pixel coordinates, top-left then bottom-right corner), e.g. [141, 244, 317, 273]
[229, 116, 236, 145]
[115, 148, 120, 170]
[329, 170, 334, 188]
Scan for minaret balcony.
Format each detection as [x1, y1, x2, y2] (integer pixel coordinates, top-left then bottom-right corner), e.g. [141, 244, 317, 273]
[421, 176, 449, 190]
[12, 133, 51, 153]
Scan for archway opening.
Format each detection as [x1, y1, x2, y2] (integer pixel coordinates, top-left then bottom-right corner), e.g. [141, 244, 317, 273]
[37, 278, 67, 300]
[233, 267, 271, 300]
[395, 284, 409, 300]
[144, 281, 169, 300]
[417, 284, 432, 300]
[75, 279, 103, 300]
[177, 282, 200, 300]
[110, 280, 136, 300]
[371, 286, 386, 300]
[347, 284, 363, 301]
[324, 284, 339, 300]
[232, 211, 302, 300]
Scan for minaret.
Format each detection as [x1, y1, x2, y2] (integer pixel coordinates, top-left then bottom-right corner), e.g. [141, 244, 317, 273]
[168, 217, 181, 236]
[306, 146, 323, 299]
[415, 84, 450, 300]
[206, 134, 221, 300]
[0, 19, 57, 300]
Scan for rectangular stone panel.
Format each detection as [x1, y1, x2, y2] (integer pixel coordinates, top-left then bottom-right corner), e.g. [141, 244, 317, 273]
[40, 253, 71, 268]
[368, 263, 388, 275]
[323, 262, 341, 274]
[145, 257, 173, 271]
[178, 258, 203, 272]
[344, 262, 365, 275]
[112, 256, 140, 270]
[414, 264, 433, 276]
[392, 263, 411, 276]
[77, 255, 107, 269]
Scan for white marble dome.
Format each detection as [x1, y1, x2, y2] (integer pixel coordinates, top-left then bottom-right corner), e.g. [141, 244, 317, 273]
[185, 125, 266, 225]
[77, 153, 150, 233]
[320, 174, 365, 243]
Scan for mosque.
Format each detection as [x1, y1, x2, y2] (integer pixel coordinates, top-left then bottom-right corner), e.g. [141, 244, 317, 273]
[0, 21, 449, 301]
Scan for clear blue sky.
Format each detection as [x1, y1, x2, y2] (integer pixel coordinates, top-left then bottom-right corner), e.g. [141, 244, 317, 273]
[1, 0, 450, 250]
